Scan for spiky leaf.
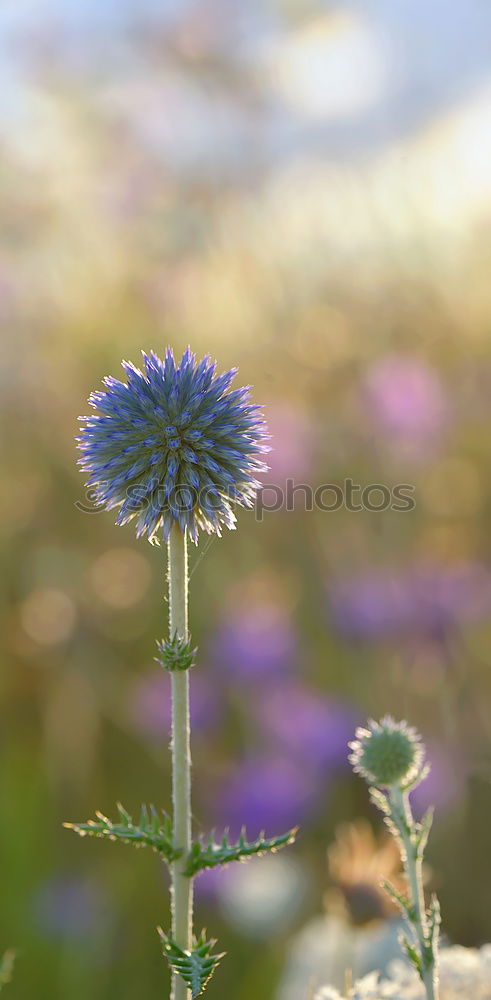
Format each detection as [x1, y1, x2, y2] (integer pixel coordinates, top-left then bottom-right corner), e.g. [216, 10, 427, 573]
[381, 879, 414, 921]
[184, 827, 298, 877]
[64, 804, 181, 863]
[368, 786, 390, 815]
[158, 930, 224, 998]
[428, 894, 441, 951]
[415, 808, 434, 856]
[0, 951, 15, 992]
[400, 935, 422, 977]
[402, 763, 430, 793]
[156, 633, 197, 672]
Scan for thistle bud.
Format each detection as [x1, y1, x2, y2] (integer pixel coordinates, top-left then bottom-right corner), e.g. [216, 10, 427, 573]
[349, 716, 424, 788]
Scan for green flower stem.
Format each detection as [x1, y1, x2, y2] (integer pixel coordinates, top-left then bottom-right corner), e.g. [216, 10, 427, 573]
[168, 522, 193, 1000]
[390, 785, 438, 1000]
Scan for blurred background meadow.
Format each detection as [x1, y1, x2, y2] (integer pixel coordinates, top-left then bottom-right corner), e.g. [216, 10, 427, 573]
[2, 0, 491, 997]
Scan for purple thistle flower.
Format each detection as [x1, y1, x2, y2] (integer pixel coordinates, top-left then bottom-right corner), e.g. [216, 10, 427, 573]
[78, 347, 269, 542]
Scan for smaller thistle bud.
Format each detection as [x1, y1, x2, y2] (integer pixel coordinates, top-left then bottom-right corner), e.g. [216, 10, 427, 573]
[155, 633, 197, 672]
[348, 716, 425, 788]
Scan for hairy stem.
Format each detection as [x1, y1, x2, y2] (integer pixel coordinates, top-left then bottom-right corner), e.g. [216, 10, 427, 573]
[168, 523, 192, 1000]
[390, 785, 438, 1000]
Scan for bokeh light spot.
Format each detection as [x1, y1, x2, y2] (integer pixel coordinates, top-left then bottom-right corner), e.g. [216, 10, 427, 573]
[88, 547, 152, 608]
[20, 587, 76, 646]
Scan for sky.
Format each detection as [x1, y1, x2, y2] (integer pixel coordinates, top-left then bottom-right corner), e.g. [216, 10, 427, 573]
[1, 0, 490, 161]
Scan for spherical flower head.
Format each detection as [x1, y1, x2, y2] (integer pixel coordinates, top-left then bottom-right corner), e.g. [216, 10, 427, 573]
[77, 348, 270, 543]
[348, 716, 425, 788]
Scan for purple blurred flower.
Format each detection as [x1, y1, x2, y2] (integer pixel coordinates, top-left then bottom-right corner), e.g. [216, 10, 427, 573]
[210, 603, 297, 680]
[329, 572, 411, 638]
[411, 743, 466, 818]
[363, 356, 449, 448]
[329, 563, 491, 640]
[193, 863, 228, 901]
[263, 405, 314, 483]
[256, 683, 358, 771]
[32, 876, 109, 939]
[129, 668, 219, 739]
[213, 756, 320, 838]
